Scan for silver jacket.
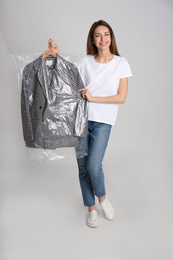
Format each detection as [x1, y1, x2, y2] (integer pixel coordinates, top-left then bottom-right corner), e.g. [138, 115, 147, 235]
[21, 53, 88, 149]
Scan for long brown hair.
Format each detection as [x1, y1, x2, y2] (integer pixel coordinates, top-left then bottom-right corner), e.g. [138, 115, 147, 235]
[87, 20, 120, 56]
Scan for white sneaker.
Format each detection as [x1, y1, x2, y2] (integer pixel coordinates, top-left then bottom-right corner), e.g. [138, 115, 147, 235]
[99, 197, 114, 221]
[87, 210, 99, 228]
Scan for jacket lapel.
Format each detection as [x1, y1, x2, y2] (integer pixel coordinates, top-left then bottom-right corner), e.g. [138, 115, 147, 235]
[36, 55, 57, 103]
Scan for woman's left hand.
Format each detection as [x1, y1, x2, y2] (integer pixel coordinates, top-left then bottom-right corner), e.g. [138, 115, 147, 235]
[78, 88, 93, 102]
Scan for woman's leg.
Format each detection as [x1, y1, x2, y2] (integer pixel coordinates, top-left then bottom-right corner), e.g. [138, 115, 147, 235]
[76, 130, 96, 208]
[87, 121, 114, 222]
[86, 121, 112, 200]
[77, 155, 96, 208]
[77, 121, 112, 208]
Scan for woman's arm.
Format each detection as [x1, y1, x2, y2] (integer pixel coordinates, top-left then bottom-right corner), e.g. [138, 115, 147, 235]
[78, 77, 128, 104]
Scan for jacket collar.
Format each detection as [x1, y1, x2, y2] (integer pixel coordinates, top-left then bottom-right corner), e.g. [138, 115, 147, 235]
[33, 53, 60, 71]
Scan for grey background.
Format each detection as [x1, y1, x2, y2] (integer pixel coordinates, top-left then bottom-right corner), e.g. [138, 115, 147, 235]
[0, 0, 173, 259]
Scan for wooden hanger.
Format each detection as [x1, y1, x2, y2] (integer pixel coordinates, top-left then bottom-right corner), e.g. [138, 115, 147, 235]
[43, 49, 57, 59]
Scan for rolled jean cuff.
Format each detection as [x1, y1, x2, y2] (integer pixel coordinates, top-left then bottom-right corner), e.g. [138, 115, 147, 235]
[95, 192, 106, 198]
[84, 203, 96, 207]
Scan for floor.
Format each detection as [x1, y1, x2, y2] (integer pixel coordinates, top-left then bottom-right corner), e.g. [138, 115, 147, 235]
[1, 148, 173, 260]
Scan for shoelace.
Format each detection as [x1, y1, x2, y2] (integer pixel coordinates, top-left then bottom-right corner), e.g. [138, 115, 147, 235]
[89, 211, 97, 221]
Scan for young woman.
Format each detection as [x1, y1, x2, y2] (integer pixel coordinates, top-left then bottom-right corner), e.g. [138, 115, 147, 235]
[48, 20, 132, 228]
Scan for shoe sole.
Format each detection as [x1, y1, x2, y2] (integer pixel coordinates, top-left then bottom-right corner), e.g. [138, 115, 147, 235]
[87, 223, 99, 228]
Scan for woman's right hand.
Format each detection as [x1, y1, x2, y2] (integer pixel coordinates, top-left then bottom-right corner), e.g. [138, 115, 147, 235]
[48, 38, 59, 54]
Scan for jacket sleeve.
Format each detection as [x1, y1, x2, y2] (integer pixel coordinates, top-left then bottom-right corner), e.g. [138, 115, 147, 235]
[74, 69, 88, 137]
[74, 98, 88, 137]
[21, 65, 34, 142]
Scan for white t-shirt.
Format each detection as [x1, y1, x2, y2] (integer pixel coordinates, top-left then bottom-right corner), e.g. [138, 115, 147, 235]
[76, 54, 132, 126]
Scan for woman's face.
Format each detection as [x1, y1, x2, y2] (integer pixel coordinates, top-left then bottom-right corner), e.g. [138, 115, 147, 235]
[92, 25, 111, 51]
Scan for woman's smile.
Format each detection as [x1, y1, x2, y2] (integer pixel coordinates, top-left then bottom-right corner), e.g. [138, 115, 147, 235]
[99, 42, 108, 46]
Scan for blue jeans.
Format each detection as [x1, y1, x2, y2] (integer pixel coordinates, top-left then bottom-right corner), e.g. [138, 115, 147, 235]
[76, 121, 112, 207]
